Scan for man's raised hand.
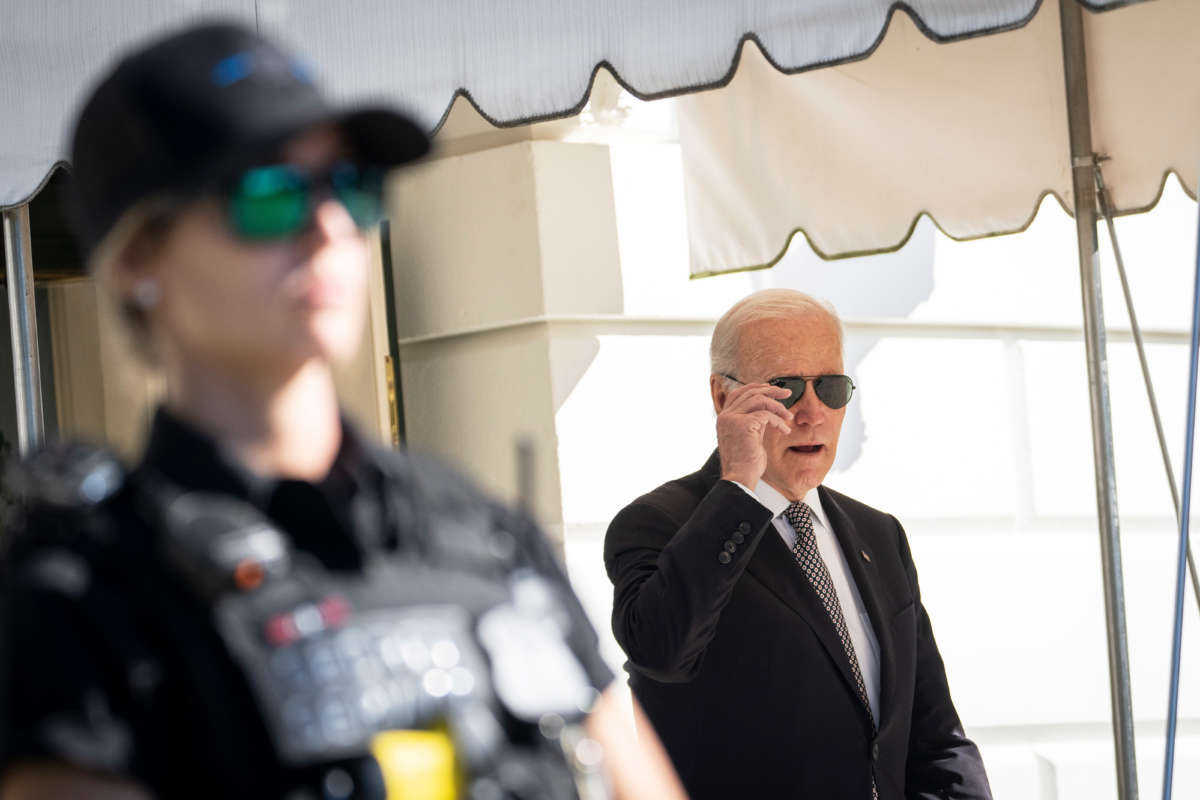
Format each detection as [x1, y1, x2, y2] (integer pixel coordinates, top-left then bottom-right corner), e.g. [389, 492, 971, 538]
[715, 382, 792, 488]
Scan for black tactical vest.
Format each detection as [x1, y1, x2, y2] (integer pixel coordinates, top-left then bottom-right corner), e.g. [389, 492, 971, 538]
[5, 440, 609, 800]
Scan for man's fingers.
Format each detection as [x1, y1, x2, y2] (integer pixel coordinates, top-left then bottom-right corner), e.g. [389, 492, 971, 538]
[753, 410, 792, 434]
[724, 381, 791, 407]
[725, 386, 792, 417]
[724, 383, 792, 410]
[735, 410, 791, 437]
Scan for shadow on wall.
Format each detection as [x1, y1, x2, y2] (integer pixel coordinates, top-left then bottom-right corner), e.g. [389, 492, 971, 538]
[550, 335, 602, 413]
[746, 218, 937, 470]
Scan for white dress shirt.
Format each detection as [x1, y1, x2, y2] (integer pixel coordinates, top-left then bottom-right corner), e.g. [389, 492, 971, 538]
[735, 479, 882, 723]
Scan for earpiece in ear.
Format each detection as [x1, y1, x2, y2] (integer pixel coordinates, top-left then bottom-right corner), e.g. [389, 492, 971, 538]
[131, 279, 162, 310]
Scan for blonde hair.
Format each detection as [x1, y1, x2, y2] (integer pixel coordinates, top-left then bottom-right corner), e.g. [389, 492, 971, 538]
[710, 288, 843, 377]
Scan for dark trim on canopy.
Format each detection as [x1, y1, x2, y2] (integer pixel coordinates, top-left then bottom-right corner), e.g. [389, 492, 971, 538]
[2, 0, 1153, 210]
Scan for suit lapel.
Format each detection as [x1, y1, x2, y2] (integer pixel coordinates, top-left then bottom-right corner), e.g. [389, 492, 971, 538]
[820, 486, 897, 728]
[740, 506, 869, 723]
[699, 452, 884, 728]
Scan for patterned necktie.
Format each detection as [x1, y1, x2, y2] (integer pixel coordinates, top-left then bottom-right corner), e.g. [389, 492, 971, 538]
[784, 500, 879, 798]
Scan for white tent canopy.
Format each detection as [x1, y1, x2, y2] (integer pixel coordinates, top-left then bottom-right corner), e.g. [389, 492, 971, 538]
[0, 1, 1190, 796]
[678, 0, 1200, 275]
[1, 0, 1138, 211]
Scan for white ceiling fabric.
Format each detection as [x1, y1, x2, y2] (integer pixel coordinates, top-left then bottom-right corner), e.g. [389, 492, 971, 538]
[0, 0, 255, 210]
[678, 0, 1197, 275]
[2, 0, 1137, 211]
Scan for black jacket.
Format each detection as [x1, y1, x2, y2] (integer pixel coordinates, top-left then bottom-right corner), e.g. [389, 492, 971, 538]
[0, 409, 612, 798]
[604, 450, 991, 799]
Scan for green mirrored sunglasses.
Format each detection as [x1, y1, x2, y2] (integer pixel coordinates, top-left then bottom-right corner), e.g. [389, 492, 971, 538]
[225, 160, 384, 240]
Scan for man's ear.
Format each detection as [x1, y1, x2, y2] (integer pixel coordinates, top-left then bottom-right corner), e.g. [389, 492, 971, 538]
[710, 374, 729, 414]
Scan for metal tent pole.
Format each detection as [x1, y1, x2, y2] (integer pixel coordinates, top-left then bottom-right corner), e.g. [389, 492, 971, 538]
[1058, 2, 1139, 798]
[1094, 163, 1200, 617]
[2, 205, 44, 455]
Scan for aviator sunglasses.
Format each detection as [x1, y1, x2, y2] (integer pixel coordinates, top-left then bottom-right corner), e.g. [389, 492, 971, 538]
[223, 160, 385, 240]
[722, 373, 856, 410]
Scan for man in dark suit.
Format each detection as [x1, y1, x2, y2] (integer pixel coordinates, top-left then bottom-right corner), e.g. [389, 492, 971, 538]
[605, 289, 991, 799]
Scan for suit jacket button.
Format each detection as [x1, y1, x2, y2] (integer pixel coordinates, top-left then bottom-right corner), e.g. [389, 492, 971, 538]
[718, 551, 732, 565]
[723, 541, 737, 553]
[871, 742, 880, 761]
[738, 521, 751, 534]
[732, 532, 745, 544]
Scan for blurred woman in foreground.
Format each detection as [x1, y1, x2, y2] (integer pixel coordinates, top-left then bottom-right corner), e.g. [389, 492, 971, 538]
[0, 22, 683, 800]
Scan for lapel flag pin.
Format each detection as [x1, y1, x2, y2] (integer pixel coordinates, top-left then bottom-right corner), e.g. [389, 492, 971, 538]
[860, 549, 871, 563]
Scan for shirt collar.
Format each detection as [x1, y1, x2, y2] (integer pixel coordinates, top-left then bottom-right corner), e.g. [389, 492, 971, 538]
[755, 479, 831, 532]
[139, 405, 376, 508]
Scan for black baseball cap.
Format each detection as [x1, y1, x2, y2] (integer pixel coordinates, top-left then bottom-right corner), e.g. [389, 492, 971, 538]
[68, 21, 431, 258]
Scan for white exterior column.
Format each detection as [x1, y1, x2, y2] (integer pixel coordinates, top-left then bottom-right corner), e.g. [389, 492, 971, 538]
[386, 104, 623, 540]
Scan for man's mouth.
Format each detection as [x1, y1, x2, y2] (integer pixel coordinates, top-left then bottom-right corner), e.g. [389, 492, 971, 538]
[789, 445, 824, 455]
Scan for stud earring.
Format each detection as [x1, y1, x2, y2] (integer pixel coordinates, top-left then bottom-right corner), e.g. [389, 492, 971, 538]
[131, 279, 161, 310]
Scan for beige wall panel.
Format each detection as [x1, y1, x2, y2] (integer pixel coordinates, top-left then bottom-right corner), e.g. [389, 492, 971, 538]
[398, 325, 563, 539]
[387, 143, 545, 340]
[531, 142, 623, 316]
[47, 281, 106, 441]
[387, 138, 626, 543]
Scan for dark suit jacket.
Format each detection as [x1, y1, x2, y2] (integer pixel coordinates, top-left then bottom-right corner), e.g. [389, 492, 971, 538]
[604, 451, 991, 800]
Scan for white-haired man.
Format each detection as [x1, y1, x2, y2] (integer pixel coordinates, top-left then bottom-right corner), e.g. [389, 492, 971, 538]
[604, 289, 991, 799]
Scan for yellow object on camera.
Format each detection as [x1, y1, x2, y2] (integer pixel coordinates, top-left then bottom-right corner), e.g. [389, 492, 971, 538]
[371, 729, 460, 800]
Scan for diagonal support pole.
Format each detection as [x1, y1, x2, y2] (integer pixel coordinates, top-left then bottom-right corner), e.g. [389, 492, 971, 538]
[1094, 163, 1200, 619]
[1158, 174, 1200, 800]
